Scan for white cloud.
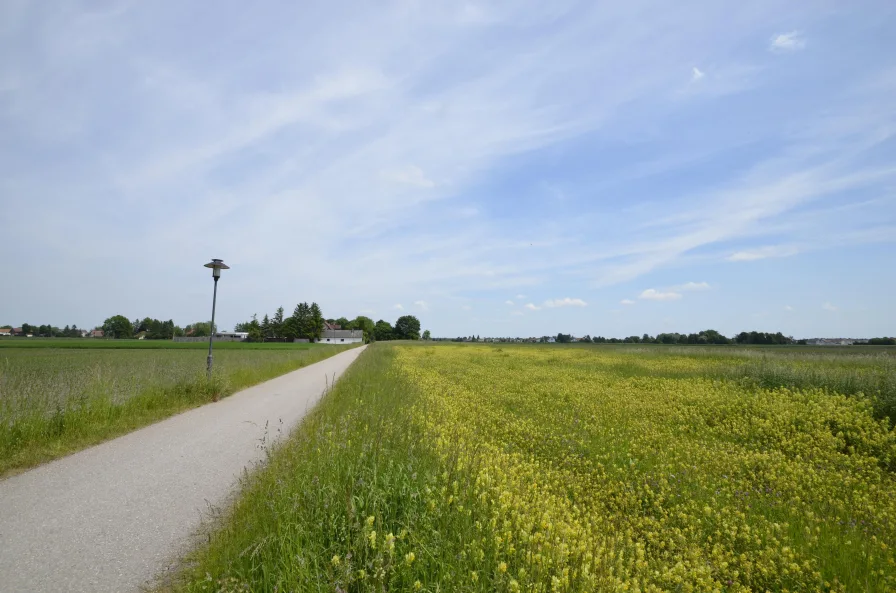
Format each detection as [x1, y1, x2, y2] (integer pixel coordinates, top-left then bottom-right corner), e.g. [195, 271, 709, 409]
[822, 302, 838, 312]
[674, 281, 711, 291]
[727, 245, 800, 262]
[505, 300, 514, 305]
[379, 165, 435, 188]
[544, 297, 587, 308]
[620, 299, 636, 305]
[691, 66, 705, 81]
[414, 300, 430, 311]
[524, 303, 540, 311]
[639, 289, 682, 301]
[392, 304, 404, 310]
[770, 31, 806, 52]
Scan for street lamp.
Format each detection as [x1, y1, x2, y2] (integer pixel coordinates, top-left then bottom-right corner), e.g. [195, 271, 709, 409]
[203, 258, 229, 379]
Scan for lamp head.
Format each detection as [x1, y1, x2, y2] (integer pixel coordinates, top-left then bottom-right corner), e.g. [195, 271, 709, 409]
[203, 259, 229, 278]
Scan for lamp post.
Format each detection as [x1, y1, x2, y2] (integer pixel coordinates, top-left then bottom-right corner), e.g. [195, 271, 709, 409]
[203, 258, 229, 379]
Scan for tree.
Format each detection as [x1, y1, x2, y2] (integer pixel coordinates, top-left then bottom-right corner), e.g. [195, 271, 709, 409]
[185, 321, 214, 337]
[102, 315, 134, 339]
[261, 314, 271, 338]
[352, 316, 375, 343]
[335, 317, 350, 329]
[422, 329, 431, 340]
[374, 319, 394, 341]
[272, 307, 285, 338]
[309, 303, 325, 341]
[286, 303, 314, 340]
[394, 315, 421, 340]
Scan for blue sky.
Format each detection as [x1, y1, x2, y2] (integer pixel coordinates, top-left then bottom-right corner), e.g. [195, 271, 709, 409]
[2, 1, 894, 338]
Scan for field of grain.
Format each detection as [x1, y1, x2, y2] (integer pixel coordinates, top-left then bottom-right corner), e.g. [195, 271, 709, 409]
[0, 342, 355, 475]
[177, 344, 896, 593]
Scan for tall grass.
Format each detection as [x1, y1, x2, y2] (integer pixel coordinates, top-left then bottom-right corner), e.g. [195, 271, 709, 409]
[0, 345, 355, 476]
[559, 344, 896, 426]
[173, 344, 458, 592]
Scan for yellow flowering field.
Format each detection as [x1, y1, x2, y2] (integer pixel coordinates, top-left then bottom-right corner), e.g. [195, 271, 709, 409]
[179, 344, 896, 593]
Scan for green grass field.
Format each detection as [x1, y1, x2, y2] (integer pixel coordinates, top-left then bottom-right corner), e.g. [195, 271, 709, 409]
[0, 337, 318, 349]
[0, 341, 357, 476]
[172, 343, 896, 593]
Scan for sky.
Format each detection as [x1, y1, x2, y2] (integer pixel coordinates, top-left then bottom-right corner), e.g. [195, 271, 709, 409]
[1, 1, 895, 339]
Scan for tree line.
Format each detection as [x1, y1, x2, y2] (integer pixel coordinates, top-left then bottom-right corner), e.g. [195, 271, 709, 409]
[0, 323, 86, 338]
[233, 305, 423, 343]
[97, 315, 214, 339]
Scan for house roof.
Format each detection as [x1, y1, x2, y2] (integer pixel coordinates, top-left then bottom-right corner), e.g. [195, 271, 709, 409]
[324, 322, 342, 330]
[322, 329, 363, 339]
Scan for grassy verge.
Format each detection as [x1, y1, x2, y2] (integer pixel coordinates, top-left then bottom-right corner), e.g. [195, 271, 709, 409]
[0, 338, 324, 349]
[0, 345, 356, 477]
[171, 344, 896, 593]
[171, 344, 475, 592]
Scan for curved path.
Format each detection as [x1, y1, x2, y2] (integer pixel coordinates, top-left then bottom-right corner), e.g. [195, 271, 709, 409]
[0, 345, 366, 593]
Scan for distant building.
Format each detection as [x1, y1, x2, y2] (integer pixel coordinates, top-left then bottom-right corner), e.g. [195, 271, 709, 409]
[91, 330, 104, 338]
[806, 338, 856, 346]
[320, 329, 364, 344]
[214, 332, 248, 340]
[0, 328, 11, 336]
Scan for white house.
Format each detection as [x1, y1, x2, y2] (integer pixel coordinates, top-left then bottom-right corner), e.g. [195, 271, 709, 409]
[213, 332, 248, 340]
[320, 329, 364, 344]
[0, 328, 11, 336]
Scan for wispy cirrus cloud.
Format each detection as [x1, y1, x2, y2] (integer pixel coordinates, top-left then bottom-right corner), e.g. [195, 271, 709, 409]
[380, 166, 435, 188]
[673, 281, 711, 291]
[524, 303, 541, 311]
[639, 289, 682, 301]
[770, 31, 805, 52]
[543, 297, 587, 308]
[727, 245, 800, 262]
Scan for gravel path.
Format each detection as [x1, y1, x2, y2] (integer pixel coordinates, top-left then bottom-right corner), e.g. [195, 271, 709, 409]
[0, 345, 366, 593]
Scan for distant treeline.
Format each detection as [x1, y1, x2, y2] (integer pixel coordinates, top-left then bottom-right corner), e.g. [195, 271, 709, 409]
[3, 309, 429, 344]
[234, 306, 422, 343]
[0, 323, 86, 338]
[445, 330, 848, 345]
[857, 337, 896, 346]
